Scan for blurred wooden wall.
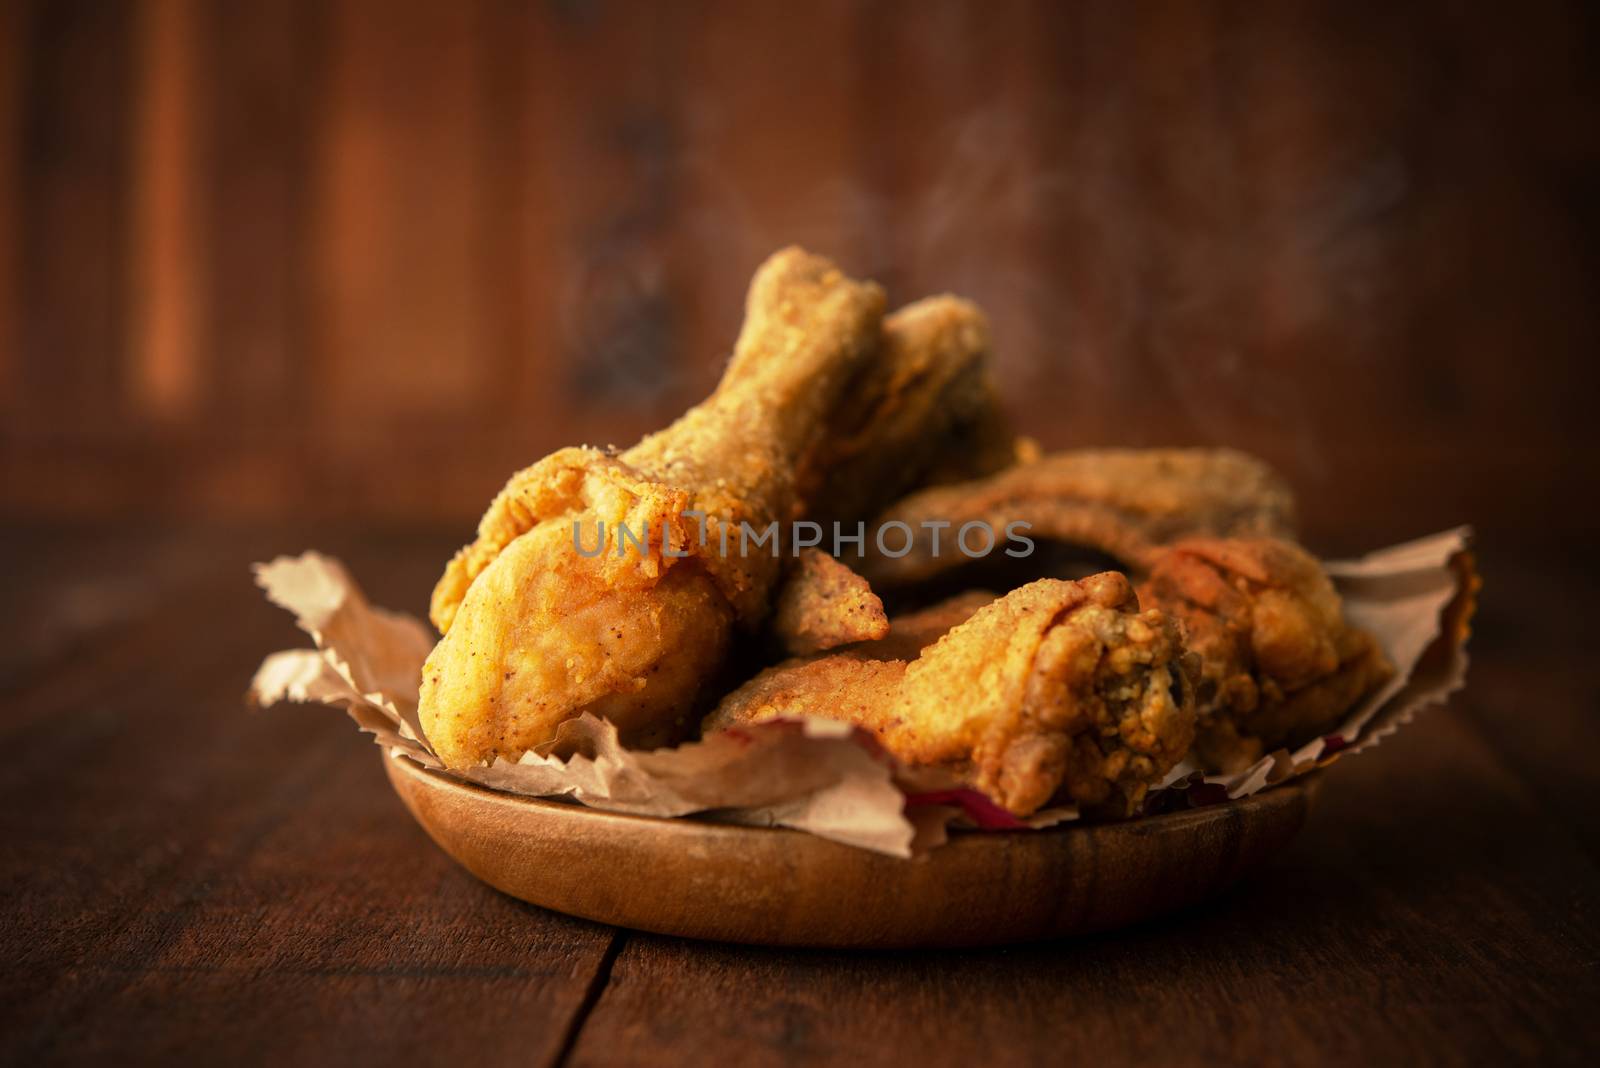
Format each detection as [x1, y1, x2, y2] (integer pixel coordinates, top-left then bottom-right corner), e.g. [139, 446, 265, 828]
[1, 0, 1595, 546]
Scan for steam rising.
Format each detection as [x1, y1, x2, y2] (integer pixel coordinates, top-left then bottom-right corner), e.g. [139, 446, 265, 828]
[558, 101, 1414, 486]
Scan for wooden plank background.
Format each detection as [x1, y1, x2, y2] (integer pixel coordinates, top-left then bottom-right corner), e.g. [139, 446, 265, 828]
[1, 0, 1595, 551]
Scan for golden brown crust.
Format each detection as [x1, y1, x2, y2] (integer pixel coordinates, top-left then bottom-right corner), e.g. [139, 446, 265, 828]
[420, 248, 885, 769]
[706, 574, 1197, 816]
[806, 296, 1019, 527]
[855, 447, 1296, 589]
[432, 248, 887, 638]
[1139, 536, 1395, 772]
[769, 549, 889, 657]
[858, 589, 997, 660]
[429, 448, 671, 635]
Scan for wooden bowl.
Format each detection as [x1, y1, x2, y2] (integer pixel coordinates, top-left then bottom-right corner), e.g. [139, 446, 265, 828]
[384, 752, 1317, 948]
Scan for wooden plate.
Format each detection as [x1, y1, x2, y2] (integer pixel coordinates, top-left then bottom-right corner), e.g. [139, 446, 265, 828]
[384, 752, 1317, 948]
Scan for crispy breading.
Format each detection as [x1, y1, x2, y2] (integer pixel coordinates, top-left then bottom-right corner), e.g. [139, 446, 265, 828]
[706, 574, 1197, 816]
[861, 589, 996, 659]
[854, 447, 1296, 589]
[769, 549, 889, 656]
[806, 296, 1019, 527]
[1139, 537, 1394, 772]
[419, 248, 885, 768]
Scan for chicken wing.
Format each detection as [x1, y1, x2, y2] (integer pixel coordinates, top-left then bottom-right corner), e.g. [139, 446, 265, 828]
[1139, 537, 1394, 772]
[706, 573, 1197, 816]
[420, 248, 885, 768]
[854, 447, 1296, 590]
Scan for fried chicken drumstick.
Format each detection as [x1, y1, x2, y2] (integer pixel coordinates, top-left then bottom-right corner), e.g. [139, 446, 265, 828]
[420, 248, 885, 768]
[1139, 537, 1394, 772]
[706, 573, 1197, 816]
[806, 295, 1019, 527]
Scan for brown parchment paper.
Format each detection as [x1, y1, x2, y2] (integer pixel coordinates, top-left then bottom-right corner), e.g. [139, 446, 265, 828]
[249, 528, 1476, 858]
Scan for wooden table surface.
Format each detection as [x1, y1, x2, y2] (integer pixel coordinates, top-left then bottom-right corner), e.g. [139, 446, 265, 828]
[2, 523, 1597, 1067]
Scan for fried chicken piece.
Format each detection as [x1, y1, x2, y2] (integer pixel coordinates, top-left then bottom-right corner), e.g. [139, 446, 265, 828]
[854, 447, 1296, 589]
[769, 549, 889, 656]
[1139, 537, 1394, 773]
[865, 589, 997, 659]
[805, 296, 1020, 528]
[705, 574, 1197, 816]
[420, 248, 885, 768]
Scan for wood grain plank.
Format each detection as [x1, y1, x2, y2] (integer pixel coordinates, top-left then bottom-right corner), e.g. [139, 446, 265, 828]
[1455, 545, 1600, 863]
[0, 530, 616, 1066]
[519, 0, 686, 446]
[0, 0, 21, 408]
[1370, 0, 1599, 546]
[0, 531, 1593, 1066]
[311, 0, 494, 424]
[1023, 0, 1600, 547]
[1217, 1, 1425, 489]
[130, 0, 205, 421]
[860, 0, 1049, 380]
[1, 0, 1596, 550]
[469, 0, 537, 480]
[203, 0, 317, 431]
[668, 0, 871, 390]
[994, 1, 1166, 461]
[14, 0, 134, 434]
[564, 709, 1600, 1067]
[0, 523, 245, 685]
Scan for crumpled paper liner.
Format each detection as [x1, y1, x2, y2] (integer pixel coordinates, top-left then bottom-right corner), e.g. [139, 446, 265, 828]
[249, 527, 1476, 858]
[1152, 527, 1479, 803]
